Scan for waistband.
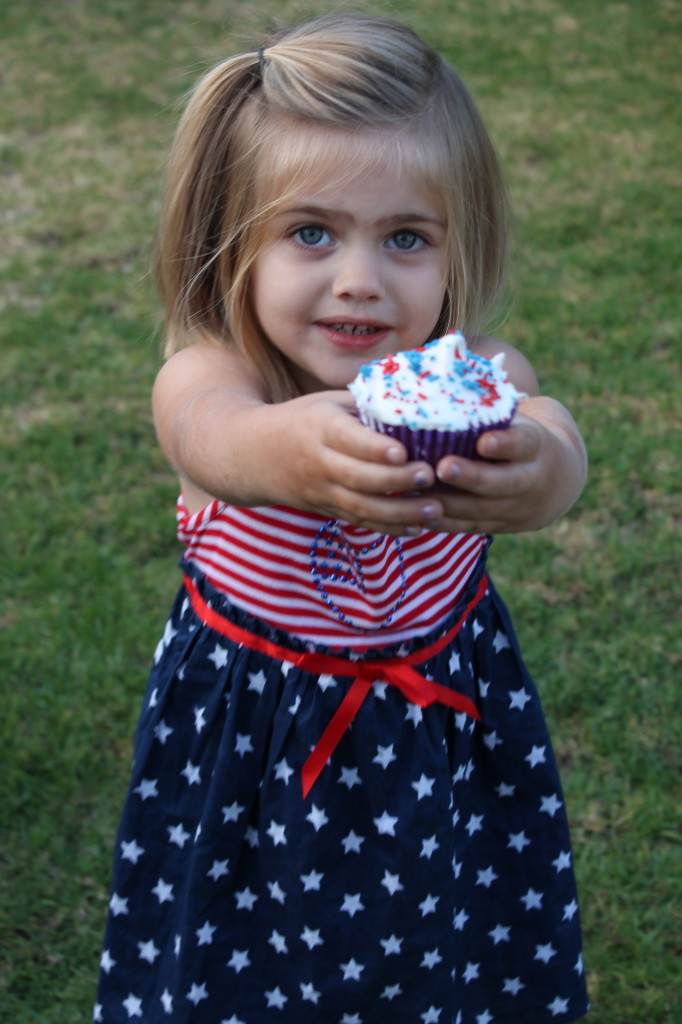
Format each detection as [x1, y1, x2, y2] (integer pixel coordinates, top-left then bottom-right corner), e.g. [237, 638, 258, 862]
[183, 572, 488, 798]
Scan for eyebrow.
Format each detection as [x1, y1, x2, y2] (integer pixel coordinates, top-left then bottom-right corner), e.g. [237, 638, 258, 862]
[280, 204, 446, 228]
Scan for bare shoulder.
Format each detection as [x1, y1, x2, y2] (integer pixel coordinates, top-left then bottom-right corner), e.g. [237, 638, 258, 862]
[470, 335, 540, 397]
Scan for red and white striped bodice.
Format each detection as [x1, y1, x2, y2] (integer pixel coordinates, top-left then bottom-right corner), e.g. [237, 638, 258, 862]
[177, 499, 487, 650]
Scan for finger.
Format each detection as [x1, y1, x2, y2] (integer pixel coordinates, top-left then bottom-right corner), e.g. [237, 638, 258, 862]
[475, 418, 540, 462]
[434, 456, 535, 499]
[327, 488, 444, 534]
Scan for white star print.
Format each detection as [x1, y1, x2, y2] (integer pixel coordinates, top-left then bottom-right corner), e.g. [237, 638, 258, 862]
[412, 773, 435, 799]
[463, 961, 480, 983]
[449, 651, 461, 673]
[381, 870, 404, 895]
[493, 629, 510, 652]
[300, 981, 321, 1004]
[478, 679, 490, 698]
[381, 983, 402, 1000]
[420, 834, 440, 859]
[503, 976, 525, 995]
[288, 694, 301, 715]
[496, 781, 516, 797]
[151, 878, 174, 903]
[419, 894, 439, 916]
[341, 1015, 362, 1024]
[266, 820, 287, 846]
[196, 921, 216, 946]
[167, 823, 191, 848]
[453, 908, 469, 930]
[180, 760, 201, 785]
[535, 942, 557, 963]
[300, 869, 323, 891]
[340, 958, 364, 980]
[525, 744, 547, 768]
[374, 811, 398, 835]
[341, 830, 364, 853]
[154, 620, 178, 663]
[476, 865, 498, 888]
[305, 804, 329, 831]
[421, 1006, 441, 1023]
[227, 949, 251, 972]
[235, 887, 258, 910]
[341, 893, 365, 916]
[109, 893, 128, 917]
[186, 982, 208, 1005]
[137, 939, 160, 963]
[540, 793, 563, 816]
[338, 766, 362, 789]
[575, 953, 584, 975]
[317, 673, 337, 691]
[476, 1012, 494, 1024]
[508, 830, 532, 852]
[548, 996, 570, 1016]
[421, 948, 443, 969]
[267, 880, 286, 903]
[405, 703, 423, 725]
[509, 687, 532, 710]
[235, 733, 254, 757]
[483, 730, 503, 749]
[520, 888, 544, 910]
[553, 850, 572, 872]
[301, 926, 323, 949]
[465, 813, 484, 836]
[489, 923, 511, 944]
[100, 949, 116, 973]
[268, 930, 288, 954]
[221, 800, 244, 823]
[160, 988, 173, 1013]
[122, 993, 143, 1018]
[154, 719, 173, 744]
[207, 644, 228, 669]
[247, 669, 267, 694]
[373, 744, 396, 769]
[207, 858, 229, 881]
[563, 899, 579, 921]
[265, 987, 288, 1009]
[133, 778, 159, 800]
[222, 1017, 246, 1024]
[120, 839, 144, 864]
[93, 1002, 103, 1022]
[380, 934, 403, 955]
[274, 758, 294, 784]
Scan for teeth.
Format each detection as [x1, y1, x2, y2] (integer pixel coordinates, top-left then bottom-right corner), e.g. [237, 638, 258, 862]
[332, 323, 378, 335]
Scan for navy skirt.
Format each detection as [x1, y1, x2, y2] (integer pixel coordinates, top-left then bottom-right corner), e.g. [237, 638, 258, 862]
[95, 553, 589, 1023]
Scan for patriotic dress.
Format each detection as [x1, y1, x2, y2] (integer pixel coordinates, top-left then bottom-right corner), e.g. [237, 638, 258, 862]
[95, 500, 589, 1024]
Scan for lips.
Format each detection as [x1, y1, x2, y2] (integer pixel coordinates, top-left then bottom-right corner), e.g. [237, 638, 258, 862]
[316, 318, 392, 350]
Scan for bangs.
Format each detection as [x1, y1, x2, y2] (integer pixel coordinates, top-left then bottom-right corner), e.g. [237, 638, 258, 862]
[253, 116, 450, 226]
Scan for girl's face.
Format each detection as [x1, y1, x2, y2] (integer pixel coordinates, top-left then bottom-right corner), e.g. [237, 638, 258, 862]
[251, 140, 449, 394]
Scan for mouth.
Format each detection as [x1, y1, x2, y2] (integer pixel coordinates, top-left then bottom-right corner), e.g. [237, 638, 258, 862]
[317, 319, 392, 350]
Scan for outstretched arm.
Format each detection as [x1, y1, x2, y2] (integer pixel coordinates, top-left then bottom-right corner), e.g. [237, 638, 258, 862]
[431, 339, 587, 535]
[152, 343, 443, 534]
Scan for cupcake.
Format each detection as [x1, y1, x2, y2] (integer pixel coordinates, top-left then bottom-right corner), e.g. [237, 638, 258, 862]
[348, 332, 522, 464]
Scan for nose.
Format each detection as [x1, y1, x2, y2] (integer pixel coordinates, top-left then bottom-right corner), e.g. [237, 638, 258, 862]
[332, 245, 385, 302]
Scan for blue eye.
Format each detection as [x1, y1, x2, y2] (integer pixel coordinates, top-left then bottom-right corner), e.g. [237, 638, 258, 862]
[388, 230, 425, 251]
[293, 225, 330, 247]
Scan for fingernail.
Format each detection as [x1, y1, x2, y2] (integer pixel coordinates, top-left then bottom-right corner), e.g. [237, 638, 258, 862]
[405, 525, 423, 537]
[422, 504, 438, 519]
[386, 445, 405, 464]
[437, 463, 460, 483]
[413, 470, 429, 487]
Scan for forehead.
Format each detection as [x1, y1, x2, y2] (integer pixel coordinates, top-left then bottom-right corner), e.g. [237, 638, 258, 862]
[256, 119, 447, 217]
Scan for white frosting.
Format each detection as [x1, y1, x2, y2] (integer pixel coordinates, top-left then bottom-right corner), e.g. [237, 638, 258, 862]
[348, 332, 522, 431]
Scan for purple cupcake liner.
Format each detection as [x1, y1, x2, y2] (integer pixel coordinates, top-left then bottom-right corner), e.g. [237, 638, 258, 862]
[359, 411, 516, 464]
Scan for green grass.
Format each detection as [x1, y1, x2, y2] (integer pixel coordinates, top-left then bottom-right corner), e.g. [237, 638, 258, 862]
[1, 1, 680, 1021]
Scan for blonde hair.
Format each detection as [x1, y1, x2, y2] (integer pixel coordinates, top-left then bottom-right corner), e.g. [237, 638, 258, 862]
[155, 13, 511, 401]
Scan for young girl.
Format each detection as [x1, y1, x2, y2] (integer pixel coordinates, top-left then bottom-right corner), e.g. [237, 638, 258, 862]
[95, 14, 589, 1024]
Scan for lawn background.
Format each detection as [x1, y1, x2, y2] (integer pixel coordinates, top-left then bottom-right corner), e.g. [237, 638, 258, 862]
[1, 0, 680, 1021]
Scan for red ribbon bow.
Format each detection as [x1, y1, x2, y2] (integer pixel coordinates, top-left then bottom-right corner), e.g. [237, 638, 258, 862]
[183, 573, 486, 797]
